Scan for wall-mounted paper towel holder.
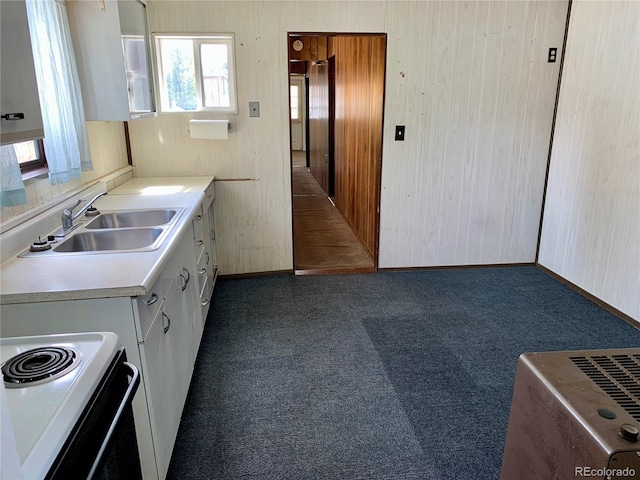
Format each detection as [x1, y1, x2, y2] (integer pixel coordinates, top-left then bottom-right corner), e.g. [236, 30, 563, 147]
[189, 119, 230, 140]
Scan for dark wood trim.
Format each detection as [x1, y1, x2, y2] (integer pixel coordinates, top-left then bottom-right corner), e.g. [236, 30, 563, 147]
[21, 166, 49, 182]
[379, 263, 536, 273]
[124, 121, 133, 166]
[535, 0, 573, 262]
[218, 269, 293, 280]
[18, 139, 47, 177]
[295, 266, 376, 276]
[305, 75, 310, 168]
[536, 264, 639, 330]
[289, 32, 387, 38]
[328, 55, 335, 198]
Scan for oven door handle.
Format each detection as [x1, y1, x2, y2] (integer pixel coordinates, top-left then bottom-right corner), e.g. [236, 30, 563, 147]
[86, 361, 141, 480]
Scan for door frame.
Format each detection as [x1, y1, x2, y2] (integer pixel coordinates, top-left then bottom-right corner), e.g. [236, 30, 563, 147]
[288, 32, 386, 272]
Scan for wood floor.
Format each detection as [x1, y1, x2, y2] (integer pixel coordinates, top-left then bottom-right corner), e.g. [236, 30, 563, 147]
[292, 151, 374, 273]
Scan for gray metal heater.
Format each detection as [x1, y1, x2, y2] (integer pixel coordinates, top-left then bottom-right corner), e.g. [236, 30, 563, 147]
[500, 349, 640, 480]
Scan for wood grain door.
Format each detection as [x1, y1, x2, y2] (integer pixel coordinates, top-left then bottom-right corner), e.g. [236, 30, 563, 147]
[329, 35, 386, 261]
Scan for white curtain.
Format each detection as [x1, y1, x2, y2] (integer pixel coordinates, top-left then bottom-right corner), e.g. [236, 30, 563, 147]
[25, 0, 92, 185]
[0, 146, 28, 208]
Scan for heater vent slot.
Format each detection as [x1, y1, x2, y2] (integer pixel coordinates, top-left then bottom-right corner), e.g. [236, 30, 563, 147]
[571, 354, 640, 421]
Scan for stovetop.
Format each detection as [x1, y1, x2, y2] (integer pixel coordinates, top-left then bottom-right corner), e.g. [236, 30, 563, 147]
[0, 332, 119, 480]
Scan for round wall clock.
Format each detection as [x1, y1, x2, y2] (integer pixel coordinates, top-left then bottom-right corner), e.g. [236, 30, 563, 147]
[292, 39, 304, 52]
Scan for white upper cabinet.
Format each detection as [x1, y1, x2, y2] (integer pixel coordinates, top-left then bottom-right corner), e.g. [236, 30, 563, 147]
[0, 0, 44, 145]
[66, 0, 155, 121]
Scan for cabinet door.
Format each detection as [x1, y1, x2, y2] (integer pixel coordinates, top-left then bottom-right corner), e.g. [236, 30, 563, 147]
[66, 0, 154, 120]
[139, 278, 192, 480]
[197, 202, 217, 321]
[0, 0, 44, 145]
[163, 275, 194, 404]
[181, 223, 204, 360]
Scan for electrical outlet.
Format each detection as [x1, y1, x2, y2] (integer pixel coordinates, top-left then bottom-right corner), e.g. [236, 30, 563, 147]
[548, 48, 557, 63]
[395, 125, 405, 141]
[249, 101, 260, 117]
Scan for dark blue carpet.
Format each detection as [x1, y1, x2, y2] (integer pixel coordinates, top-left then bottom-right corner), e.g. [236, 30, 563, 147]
[167, 266, 640, 479]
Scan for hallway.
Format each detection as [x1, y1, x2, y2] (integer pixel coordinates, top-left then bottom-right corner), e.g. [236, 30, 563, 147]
[291, 151, 374, 273]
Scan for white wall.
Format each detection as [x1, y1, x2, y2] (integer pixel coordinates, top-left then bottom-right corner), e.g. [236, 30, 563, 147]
[130, 0, 568, 274]
[538, 1, 639, 322]
[380, 0, 567, 267]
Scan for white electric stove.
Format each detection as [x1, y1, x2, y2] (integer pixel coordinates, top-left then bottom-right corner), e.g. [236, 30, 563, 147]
[0, 332, 122, 479]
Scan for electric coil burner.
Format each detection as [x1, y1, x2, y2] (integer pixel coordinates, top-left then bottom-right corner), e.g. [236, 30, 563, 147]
[0, 332, 142, 479]
[2, 346, 81, 387]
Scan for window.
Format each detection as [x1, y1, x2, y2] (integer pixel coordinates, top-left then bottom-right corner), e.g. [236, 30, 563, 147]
[290, 84, 301, 121]
[155, 34, 237, 113]
[13, 140, 46, 175]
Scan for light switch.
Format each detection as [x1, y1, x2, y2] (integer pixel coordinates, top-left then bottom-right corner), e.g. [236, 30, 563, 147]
[249, 102, 260, 117]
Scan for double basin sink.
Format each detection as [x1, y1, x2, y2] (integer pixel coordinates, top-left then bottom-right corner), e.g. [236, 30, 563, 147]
[21, 209, 184, 256]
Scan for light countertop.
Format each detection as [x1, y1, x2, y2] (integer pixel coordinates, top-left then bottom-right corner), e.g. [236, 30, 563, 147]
[110, 176, 215, 195]
[0, 177, 214, 305]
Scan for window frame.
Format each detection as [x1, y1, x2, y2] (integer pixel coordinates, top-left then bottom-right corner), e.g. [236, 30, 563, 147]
[154, 33, 238, 114]
[14, 139, 48, 178]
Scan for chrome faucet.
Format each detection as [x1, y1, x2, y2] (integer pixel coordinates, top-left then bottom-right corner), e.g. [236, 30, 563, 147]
[61, 192, 108, 232]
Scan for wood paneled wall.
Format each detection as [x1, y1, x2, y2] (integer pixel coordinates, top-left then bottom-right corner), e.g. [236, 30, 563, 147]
[307, 62, 330, 193]
[538, 1, 640, 322]
[379, 1, 568, 267]
[329, 35, 385, 259]
[289, 35, 328, 62]
[131, 1, 569, 275]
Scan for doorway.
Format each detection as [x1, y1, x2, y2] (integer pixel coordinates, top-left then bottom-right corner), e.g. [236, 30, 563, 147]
[288, 33, 386, 274]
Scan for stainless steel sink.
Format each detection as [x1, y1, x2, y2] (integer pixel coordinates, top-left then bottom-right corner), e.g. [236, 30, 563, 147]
[84, 209, 179, 229]
[53, 228, 164, 253]
[17, 207, 184, 257]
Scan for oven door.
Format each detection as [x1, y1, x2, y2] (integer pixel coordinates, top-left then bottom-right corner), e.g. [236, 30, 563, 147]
[45, 348, 142, 480]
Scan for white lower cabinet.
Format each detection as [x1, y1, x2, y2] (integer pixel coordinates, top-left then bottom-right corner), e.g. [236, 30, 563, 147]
[194, 185, 218, 324]
[134, 218, 202, 480]
[139, 280, 192, 479]
[0, 221, 211, 480]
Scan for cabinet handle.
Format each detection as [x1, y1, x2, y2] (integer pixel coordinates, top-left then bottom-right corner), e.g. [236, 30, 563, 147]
[200, 298, 210, 306]
[1, 113, 25, 121]
[195, 239, 204, 247]
[198, 268, 206, 275]
[146, 293, 158, 306]
[205, 252, 210, 265]
[180, 267, 191, 291]
[162, 311, 171, 334]
[195, 214, 203, 221]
